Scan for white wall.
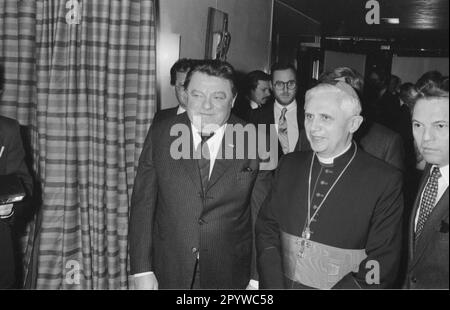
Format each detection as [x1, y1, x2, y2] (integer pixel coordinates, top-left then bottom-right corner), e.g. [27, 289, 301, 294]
[392, 55, 449, 84]
[158, 0, 274, 109]
[324, 51, 367, 77]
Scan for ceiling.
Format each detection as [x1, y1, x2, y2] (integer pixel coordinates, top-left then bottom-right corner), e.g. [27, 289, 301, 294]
[276, 0, 449, 52]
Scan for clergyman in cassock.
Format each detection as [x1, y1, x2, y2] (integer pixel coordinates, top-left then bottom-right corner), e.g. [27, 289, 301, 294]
[256, 81, 404, 289]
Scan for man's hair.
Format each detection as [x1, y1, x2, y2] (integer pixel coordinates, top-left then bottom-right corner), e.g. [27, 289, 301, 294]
[416, 70, 444, 94]
[412, 78, 449, 111]
[170, 58, 195, 86]
[184, 59, 237, 97]
[399, 82, 417, 108]
[0, 63, 4, 92]
[319, 67, 364, 95]
[306, 81, 362, 116]
[245, 70, 270, 94]
[270, 62, 297, 80]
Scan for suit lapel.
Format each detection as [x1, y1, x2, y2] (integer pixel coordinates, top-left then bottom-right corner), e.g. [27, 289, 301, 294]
[176, 114, 203, 195]
[295, 107, 305, 152]
[207, 117, 241, 191]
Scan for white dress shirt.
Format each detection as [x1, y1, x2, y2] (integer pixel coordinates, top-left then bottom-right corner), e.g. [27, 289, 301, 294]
[177, 106, 186, 115]
[191, 123, 226, 178]
[274, 100, 299, 153]
[250, 100, 260, 110]
[414, 164, 449, 230]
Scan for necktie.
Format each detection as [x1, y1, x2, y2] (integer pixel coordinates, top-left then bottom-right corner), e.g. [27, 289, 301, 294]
[278, 107, 290, 154]
[198, 133, 214, 194]
[415, 167, 442, 240]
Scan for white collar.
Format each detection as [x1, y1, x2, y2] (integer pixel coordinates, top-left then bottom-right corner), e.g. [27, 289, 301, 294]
[275, 100, 297, 112]
[433, 164, 449, 185]
[250, 100, 260, 110]
[317, 142, 353, 165]
[191, 123, 227, 147]
[177, 106, 186, 115]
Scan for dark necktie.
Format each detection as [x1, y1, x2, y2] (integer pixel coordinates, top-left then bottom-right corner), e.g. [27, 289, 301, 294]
[198, 133, 214, 194]
[278, 107, 290, 154]
[415, 167, 442, 240]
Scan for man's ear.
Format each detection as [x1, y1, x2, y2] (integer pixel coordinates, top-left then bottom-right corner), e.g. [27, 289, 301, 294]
[270, 81, 274, 91]
[349, 115, 364, 134]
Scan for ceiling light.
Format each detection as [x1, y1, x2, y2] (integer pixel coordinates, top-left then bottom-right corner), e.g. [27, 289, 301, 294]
[382, 18, 400, 24]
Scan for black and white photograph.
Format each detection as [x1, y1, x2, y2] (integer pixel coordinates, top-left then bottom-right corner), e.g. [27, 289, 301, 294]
[0, 0, 448, 296]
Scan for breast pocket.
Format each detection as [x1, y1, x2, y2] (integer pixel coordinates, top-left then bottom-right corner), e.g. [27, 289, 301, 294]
[236, 170, 257, 182]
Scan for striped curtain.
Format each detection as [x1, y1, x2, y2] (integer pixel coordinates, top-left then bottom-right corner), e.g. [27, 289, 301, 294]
[0, 0, 36, 124]
[1, 0, 157, 289]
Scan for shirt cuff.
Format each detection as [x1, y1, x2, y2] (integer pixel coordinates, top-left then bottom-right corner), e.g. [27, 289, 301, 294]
[249, 280, 259, 289]
[134, 272, 154, 278]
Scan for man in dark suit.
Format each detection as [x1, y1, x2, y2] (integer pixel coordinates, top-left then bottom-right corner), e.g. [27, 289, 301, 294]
[405, 83, 448, 289]
[232, 70, 271, 122]
[366, 69, 402, 131]
[250, 63, 306, 158]
[0, 65, 33, 288]
[129, 60, 270, 289]
[256, 81, 403, 289]
[153, 58, 194, 123]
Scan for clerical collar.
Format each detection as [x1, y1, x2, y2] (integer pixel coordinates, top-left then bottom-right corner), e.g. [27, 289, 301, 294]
[275, 100, 297, 112]
[317, 142, 353, 165]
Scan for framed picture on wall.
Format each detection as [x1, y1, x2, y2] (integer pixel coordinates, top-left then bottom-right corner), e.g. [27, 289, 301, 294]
[205, 7, 231, 61]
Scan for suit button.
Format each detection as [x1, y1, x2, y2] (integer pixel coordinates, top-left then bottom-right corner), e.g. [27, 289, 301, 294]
[198, 218, 206, 225]
[411, 277, 417, 283]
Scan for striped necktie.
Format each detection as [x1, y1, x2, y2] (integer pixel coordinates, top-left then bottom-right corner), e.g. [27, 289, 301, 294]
[278, 107, 290, 154]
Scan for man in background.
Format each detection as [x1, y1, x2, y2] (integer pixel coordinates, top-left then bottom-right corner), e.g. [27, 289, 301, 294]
[233, 70, 271, 122]
[153, 58, 195, 123]
[250, 63, 305, 157]
[0, 64, 33, 289]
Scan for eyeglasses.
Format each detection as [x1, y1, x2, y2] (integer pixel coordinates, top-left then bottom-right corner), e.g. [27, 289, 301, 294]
[274, 80, 297, 90]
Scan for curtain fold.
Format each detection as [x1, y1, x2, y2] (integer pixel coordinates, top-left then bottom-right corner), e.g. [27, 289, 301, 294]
[1, 0, 157, 289]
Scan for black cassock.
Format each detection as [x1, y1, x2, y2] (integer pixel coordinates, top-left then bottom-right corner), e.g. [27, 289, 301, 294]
[256, 143, 404, 289]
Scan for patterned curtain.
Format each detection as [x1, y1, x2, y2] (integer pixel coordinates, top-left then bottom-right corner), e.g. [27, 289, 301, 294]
[0, 0, 36, 124]
[1, 0, 157, 289]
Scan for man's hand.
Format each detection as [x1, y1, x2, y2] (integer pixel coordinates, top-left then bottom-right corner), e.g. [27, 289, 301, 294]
[134, 273, 159, 290]
[246, 280, 259, 290]
[0, 204, 14, 219]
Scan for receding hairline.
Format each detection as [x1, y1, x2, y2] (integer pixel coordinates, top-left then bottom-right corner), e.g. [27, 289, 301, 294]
[305, 84, 362, 116]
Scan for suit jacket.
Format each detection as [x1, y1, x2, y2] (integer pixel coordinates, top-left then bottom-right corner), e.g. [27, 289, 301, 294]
[153, 106, 179, 124]
[298, 121, 405, 172]
[256, 145, 404, 289]
[0, 115, 33, 289]
[405, 165, 449, 289]
[249, 101, 306, 158]
[129, 113, 271, 289]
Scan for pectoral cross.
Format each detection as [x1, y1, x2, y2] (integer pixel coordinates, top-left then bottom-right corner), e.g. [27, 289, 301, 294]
[298, 228, 313, 258]
[302, 227, 312, 240]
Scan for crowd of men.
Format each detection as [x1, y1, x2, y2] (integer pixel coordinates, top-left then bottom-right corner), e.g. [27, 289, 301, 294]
[0, 58, 447, 290]
[128, 58, 449, 290]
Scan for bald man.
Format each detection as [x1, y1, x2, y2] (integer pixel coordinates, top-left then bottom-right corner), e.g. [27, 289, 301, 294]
[256, 81, 404, 289]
